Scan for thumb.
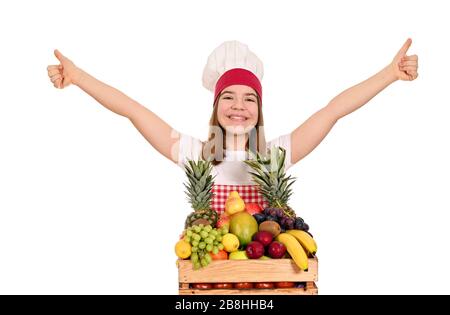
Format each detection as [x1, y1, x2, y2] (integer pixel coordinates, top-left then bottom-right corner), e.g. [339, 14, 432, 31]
[54, 49, 66, 62]
[396, 38, 412, 58]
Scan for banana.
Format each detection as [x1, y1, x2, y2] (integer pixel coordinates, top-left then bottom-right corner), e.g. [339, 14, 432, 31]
[286, 230, 317, 255]
[276, 233, 308, 271]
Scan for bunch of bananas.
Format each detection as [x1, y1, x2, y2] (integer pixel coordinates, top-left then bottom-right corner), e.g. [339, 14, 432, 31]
[276, 230, 317, 271]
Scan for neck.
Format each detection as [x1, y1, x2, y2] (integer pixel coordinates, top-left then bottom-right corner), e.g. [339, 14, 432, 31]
[225, 133, 248, 151]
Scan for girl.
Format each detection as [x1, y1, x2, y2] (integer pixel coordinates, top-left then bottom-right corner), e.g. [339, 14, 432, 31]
[46, 40, 418, 216]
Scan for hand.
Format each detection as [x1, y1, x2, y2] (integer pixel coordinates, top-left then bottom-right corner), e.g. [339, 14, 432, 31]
[46, 49, 82, 89]
[390, 38, 419, 81]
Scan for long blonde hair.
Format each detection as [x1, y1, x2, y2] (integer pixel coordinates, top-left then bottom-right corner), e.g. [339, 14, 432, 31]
[202, 91, 267, 165]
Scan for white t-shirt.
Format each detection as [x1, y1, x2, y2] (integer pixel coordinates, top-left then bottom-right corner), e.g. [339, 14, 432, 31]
[177, 133, 293, 185]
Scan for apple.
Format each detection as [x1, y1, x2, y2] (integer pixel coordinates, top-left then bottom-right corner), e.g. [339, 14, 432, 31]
[216, 215, 230, 228]
[229, 250, 249, 260]
[245, 241, 265, 259]
[252, 231, 273, 247]
[268, 241, 287, 259]
[245, 203, 263, 215]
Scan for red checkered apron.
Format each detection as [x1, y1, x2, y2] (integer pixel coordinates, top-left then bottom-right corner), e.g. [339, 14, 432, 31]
[211, 184, 269, 217]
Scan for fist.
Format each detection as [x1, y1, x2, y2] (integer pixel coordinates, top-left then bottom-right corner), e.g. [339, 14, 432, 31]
[390, 38, 419, 81]
[47, 49, 82, 89]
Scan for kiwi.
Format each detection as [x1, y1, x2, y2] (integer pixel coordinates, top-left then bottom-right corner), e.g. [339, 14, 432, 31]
[259, 221, 281, 237]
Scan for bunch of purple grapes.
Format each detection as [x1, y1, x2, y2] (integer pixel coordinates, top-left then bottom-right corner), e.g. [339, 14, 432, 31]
[253, 207, 310, 234]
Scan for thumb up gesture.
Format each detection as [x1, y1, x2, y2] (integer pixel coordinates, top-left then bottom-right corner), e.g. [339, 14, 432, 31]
[390, 38, 419, 81]
[47, 49, 82, 89]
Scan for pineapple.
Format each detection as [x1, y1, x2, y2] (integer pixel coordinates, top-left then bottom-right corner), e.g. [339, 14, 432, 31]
[183, 159, 218, 228]
[244, 146, 296, 218]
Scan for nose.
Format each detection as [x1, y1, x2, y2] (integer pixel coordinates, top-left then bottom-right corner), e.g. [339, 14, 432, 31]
[231, 97, 245, 110]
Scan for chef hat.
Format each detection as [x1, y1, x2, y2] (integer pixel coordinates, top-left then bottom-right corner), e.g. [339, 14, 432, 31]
[202, 40, 264, 106]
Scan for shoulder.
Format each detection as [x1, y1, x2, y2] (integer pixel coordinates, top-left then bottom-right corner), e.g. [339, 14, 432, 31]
[267, 133, 293, 170]
[177, 133, 204, 169]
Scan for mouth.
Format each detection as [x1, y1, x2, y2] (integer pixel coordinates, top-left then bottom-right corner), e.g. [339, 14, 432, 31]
[227, 115, 248, 122]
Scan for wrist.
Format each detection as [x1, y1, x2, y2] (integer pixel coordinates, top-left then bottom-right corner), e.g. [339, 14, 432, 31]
[384, 63, 398, 84]
[73, 67, 85, 86]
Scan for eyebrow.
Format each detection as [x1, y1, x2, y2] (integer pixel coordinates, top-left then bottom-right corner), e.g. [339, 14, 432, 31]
[221, 90, 258, 98]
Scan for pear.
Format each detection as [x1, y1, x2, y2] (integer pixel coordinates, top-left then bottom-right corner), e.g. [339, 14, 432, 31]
[225, 191, 245, 216]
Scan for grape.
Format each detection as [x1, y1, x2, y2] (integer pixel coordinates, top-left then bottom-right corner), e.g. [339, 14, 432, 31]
[263, 208, 272, 216]
[192, 240, 199, 247]
[186, 230, 193, 237]
[198, 224, 204, 228]
[191, 246, 198, 253]
[191, 253, 199, 263]
[212, 247, 219, 255]
[303, 223, 310, 232]
[266, 215, 277, 222]
[206, 244, 213, 252]
[193, 234, 201, 241]
[183, 236, 190, 243]
[253, 213, 266, 224]
[200, 259, 208, 267]
[200, 231, 208, 239]
[205, 238, 213, 245]
[274, 208, 284, 218]
[205, 253, 212, 263]
[221, 227, 229, 235]
[216, 235, 222, 242]
[199, 242, 206, 249]
[218, 244, 224, 250]
[285, 218, 295, 230]
[194, 226, 201, 233]
[204, 225, 212, 232]
[194, 262, 201, 270]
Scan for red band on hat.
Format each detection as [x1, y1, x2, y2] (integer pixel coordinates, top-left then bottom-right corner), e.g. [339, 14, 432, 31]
[214, 68, 262, 106]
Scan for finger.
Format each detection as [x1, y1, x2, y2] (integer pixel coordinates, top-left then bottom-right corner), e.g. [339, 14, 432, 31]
[399, 60, 417, 66]
[54, 49, 66, 63]
[396, 38, 412, 58]
[53, 80, 62, 88]
[50, 74, 62, 83]
[402, 54, 418, 61]
[47, 65, 59, 71]
[400, 66, 417, 71]
[48, 69, 60, 76]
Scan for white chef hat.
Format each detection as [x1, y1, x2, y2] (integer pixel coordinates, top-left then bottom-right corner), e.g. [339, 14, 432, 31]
[202, 40, 264, 106]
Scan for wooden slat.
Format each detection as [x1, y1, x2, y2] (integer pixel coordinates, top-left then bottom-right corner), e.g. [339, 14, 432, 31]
[179, 283, 318, 295]
[178, 257, 318, 283]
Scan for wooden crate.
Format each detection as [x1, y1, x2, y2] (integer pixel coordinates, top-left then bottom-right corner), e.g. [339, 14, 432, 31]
[177, 257, 318, 295]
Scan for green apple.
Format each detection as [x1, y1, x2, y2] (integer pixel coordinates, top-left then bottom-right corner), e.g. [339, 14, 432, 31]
[229, 250, 249, 260]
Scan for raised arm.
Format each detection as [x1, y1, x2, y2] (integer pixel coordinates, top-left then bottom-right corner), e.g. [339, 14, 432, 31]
[290, 38, 419, 164]
[47, 50, 180, 164]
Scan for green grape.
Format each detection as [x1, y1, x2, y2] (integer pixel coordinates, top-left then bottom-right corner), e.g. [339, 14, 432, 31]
[221, 227, 229, 235]
[186, 230, 193, 237]
[191, 252, 198, 262]
[194, 226, 201, 233]
[206, 244, 213, 252]
[200, 231, 208, 239]
[198, 224, 204, 228]
[218, 244, 224, 250]
[212, 247, 219, 255]
[199, 242, 206, 249]
[215, 235, 222, 242]
[200, 259, 207, 267]
[191, 246, 198, 253]
[184, 236, 191, 243]
[204, 225, 212, 232]
[205, 238, 214, 245]
[210, 230, 218, 236]
[193, 234, 201, 241]
[193, 262, 201, 270]
[205, 253, 212, 263]
[192, 240, 199, 247]
[213, 240, 219, 246]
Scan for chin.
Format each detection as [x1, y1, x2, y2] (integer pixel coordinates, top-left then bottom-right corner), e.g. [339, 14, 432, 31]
[223, 124, 255, 135]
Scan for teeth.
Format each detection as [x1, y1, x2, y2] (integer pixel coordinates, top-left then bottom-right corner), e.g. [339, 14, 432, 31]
[229, 116, 247, 121]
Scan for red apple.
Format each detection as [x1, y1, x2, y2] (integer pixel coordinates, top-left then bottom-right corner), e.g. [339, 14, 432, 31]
[245, 241, 265, 259]
[268, 241, 287, 259]
[216, 215, 230, 228]
[252, 231, 273, 247]
[245, 203, 263, 215]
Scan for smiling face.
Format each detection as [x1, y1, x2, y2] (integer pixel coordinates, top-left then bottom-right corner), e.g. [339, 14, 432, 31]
[217, 85, 259, 134]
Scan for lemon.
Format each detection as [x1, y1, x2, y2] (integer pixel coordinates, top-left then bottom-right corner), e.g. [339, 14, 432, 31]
[175, 240, 192, 259]
[222, 233, 240, 252]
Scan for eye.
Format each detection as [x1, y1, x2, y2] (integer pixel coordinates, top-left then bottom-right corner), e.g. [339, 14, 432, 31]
[246, 98, 256, 102]
[223, 96, 232, 100]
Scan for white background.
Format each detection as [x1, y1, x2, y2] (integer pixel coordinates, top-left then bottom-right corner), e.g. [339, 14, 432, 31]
[1, 0, 449, 295]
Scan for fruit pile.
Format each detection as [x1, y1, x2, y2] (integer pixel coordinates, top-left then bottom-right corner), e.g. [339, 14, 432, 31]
[175, 147, 318, 284]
